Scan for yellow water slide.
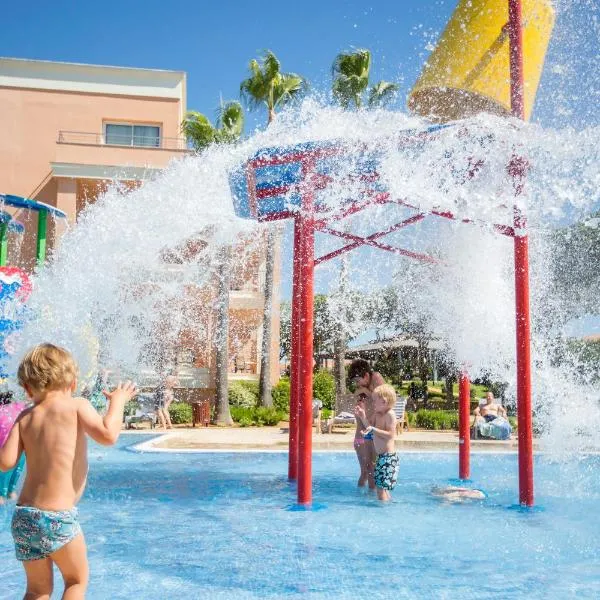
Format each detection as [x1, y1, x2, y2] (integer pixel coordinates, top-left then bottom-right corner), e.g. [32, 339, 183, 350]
[408, 0, 555, 122]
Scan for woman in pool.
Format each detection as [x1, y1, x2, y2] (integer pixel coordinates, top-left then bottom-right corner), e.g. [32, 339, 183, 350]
[349, 360, 385, 490]
[353, 394, 374, 488]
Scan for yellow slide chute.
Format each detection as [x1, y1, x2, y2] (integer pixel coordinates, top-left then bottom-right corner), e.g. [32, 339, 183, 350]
[408, 0, 555, 122]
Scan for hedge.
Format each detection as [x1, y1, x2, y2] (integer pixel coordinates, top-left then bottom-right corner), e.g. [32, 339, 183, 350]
[415, 410, 458, 430]
[230, 406, 286, 427]
[168, 402, 193, 424]
[312, 369, 336, 410]
[228, 381, 257, 407]
[271, 378, 291, 412]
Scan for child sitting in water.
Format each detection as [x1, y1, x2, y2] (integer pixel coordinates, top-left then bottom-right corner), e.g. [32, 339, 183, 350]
[0, 343, 136, 600]
[355, 383, 398, 501]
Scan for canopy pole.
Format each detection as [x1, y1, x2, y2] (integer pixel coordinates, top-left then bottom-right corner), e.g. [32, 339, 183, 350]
[509, 0, 534, 507]
[0, 223, 8, 267]
[458, 371, 471, 480]
[296, 174, 315, 506]
[36, 210, 48, 265]
[288, 216, 302, 480]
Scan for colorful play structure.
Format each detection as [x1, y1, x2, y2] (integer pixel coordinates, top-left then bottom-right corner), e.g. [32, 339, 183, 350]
[0, 194, 67, 374]
[232, 0, 554, 507]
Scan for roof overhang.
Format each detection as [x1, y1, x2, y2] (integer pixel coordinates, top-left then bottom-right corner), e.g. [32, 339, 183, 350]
[50, 162, 161, 181]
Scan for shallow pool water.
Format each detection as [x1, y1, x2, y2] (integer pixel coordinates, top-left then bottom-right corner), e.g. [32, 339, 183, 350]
[1, 436, 599, 599]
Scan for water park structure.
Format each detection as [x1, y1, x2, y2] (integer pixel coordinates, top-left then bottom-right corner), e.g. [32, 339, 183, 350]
[232, 0, 554, 507]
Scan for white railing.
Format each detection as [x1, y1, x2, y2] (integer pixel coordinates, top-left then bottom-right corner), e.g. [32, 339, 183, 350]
[57, 130, 189, 151]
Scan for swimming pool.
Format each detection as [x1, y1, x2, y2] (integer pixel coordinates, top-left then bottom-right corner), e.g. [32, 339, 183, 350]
[1, 436, 599, 599]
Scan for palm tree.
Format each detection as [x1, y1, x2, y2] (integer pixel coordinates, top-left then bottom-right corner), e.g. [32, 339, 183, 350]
[181, 101, 244, 150]
[240, 51, 306, 124]
[240, 51, 307, 407]
[332, 48, 399, 109]
[330, 50, 398, 402]
[181, 101, 244, 425]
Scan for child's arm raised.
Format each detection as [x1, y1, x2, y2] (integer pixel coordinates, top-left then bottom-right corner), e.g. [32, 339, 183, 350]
[78, 381, 137, 446]
[0, 413, 25, 471]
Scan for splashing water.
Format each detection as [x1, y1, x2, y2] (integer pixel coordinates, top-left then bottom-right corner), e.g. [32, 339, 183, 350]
[9, 98, 600, 456]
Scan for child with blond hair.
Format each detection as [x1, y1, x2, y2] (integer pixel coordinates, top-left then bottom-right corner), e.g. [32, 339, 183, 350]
[0, 343, 136, 600]
[355, 383, 398, 501]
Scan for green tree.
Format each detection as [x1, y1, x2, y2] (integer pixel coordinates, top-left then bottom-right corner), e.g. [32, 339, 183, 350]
[240, 51, 307, 407]
[332, 48, 398, 109]
[181, 101, 244, 150]
[181, 101, 244, 425]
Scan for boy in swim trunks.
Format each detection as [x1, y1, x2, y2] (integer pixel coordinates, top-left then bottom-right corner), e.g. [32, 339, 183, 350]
[0, 343, 136, 599]
[356, 383, 398, 502]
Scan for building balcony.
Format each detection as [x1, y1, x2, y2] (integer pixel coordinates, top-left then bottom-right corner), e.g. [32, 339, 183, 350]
[55, 130, 190, 176]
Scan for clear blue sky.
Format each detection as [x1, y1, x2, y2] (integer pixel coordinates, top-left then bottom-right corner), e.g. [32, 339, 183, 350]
[3, 0, 599, 336]
[2, 0, 598, 130]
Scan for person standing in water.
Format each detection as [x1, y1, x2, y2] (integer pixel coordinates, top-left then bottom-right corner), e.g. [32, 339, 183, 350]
[0, 343, 137, 599]
[349, 359, 386, 490]
[154, 375, 177, 430]
[356, 384, 398, 502]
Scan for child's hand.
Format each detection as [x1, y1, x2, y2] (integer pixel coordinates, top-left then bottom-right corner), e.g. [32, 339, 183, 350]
[361, 426, 373, 436]
[103, 381, 137, 404]
[354, 405, 366, 419]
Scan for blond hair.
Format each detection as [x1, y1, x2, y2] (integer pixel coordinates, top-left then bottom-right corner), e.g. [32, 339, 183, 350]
[17, 343, 78, 394]
[373, 384, 397, 409]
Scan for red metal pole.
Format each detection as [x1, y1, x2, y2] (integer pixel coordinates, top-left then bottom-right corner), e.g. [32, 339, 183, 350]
[458, 371, 471, 480]
[288, 216, 302, 480]
[297, 204, 315, 506]
[509, 0, 534, 506]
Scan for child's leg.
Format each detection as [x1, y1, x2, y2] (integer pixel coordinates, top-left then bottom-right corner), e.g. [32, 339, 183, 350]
[51, 533, 88, 600]
[22, 557, 53, 600]
[156, 409, 166, 429]
[376, 487, 390, 502]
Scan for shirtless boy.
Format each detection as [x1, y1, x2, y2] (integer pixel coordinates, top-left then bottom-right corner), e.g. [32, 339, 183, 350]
[349, 360, 385, 491]
[0, 343, 136, 600]
[355, 383, 398, 502]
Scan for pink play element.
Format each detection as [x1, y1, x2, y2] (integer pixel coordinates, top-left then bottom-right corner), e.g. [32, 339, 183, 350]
[0, 401, 25, 447]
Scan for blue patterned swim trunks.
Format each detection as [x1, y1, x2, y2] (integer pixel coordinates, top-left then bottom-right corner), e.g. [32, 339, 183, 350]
[374, 452, 399, 491]
[11, 505, 81, 562]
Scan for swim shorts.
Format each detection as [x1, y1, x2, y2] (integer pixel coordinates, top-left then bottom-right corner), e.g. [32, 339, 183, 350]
[374, 452, 399, 491]
[12, 505, 81, 561]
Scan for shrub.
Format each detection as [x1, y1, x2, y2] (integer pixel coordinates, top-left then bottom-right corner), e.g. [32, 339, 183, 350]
[271, 377, 290, 412]
[415, 409, 458, 430]
[236, 380, 260, 403]
[228, 381, 257, 407]
[230, 406, 286, 426]
[168, 402, 192, 425]
[312, 369, 335, 410]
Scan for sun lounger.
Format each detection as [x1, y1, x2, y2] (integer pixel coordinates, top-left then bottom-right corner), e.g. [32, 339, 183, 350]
[394, 396, 409, 434]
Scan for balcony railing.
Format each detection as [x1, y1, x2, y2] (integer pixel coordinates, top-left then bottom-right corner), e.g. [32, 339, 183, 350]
[57, 130, 190, 151]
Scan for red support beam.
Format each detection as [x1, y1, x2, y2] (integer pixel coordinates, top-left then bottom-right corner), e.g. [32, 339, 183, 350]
[509, 0, 534, 507]
[314, 216, 438, 265]
[458, 372, 471, 480]
[296, 208, 315, 505]
[288, 216, 302, 480]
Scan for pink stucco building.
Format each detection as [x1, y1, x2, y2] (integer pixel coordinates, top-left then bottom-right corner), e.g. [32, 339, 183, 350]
[0, 57, 280, 390]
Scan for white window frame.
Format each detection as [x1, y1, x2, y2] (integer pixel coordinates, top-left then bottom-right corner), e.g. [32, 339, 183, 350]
[103, 122, 162, 148]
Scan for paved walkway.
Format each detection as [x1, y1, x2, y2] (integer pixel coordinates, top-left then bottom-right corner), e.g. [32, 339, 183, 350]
[128, 425, 527, 452]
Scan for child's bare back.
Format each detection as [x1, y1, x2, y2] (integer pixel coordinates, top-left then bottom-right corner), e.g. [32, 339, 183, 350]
[17, 393, 90, 511]
[0, 343, 136, 600]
